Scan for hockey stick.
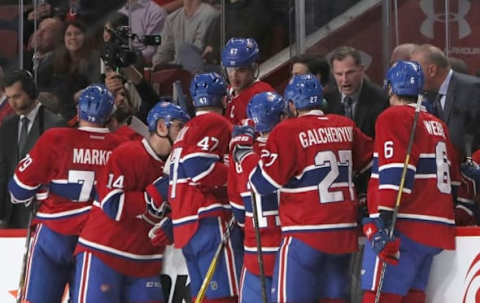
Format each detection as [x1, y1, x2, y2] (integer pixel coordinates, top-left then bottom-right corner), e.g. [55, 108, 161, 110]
[195, 216, 236, 303]
[374, 95, 423, 303]
[250, 189, 268, 303]
[16, 200, 38, 303]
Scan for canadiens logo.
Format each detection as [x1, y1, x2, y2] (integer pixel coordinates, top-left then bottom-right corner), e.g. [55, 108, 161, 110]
[462, 253, 480, 303]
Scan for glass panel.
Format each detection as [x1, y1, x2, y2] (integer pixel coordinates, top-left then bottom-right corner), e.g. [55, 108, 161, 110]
[0, 1, 21, 71]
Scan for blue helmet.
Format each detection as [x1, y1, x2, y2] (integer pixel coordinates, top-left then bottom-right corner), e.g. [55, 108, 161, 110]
[283, 74, 324, 110]
[190, 72, 227, 108]
[147, 102, 190, 132]
[247, 92, 286, 133]
[221, 38, 259, 67]
[78, 84, 115, 124]
[385, 60, 424, 97]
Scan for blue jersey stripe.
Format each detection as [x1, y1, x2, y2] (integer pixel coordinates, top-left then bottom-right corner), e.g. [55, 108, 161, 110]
[249, 166, 279, 196]
[8, 177, 36, 203]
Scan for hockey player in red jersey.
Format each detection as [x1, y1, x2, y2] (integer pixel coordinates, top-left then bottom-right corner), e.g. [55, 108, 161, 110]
[221, 38, 274, 125]
[361, 61, 461, 303]
[8, 84, 126, 303]
[228, 92, 285, 303]
[169, 72, 243, 302]
[72, 101, 190, 303]
[231, 74, 373, 303]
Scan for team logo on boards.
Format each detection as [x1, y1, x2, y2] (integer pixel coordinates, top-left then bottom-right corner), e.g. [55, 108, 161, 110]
[419, 0, 471, 39]
[463, 253, 480, 303]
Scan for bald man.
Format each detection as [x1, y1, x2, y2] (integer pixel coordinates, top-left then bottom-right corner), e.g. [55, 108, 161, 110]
[390, 43, 417, 66]
[25, 17, 64, 74]
[411, 44, 480, 155]
[30, 17, 64, 56]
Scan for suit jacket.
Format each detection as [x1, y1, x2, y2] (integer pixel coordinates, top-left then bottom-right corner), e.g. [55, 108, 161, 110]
[442, 71, 480, 156]
[0, 105, 66, 228]
[324, 79, 388, 198]
[325, 79, 389, 138]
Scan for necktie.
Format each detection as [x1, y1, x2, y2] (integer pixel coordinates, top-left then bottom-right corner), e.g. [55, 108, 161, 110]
[343, 96, 354, 119]
[433, 93, 445, 121]
[18, 117, 30, 156]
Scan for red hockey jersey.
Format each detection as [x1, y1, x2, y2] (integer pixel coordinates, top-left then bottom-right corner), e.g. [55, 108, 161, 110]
[114, 125, 143, 141]
[169, 111, 233, 248]
[368, 105, 460, 249]
[225, 80, 274, 125]
[9, 127, 125, 235]
[247, 111, 373, 253]
[229, 137, 281, 276]
[75, 138, 169, 277]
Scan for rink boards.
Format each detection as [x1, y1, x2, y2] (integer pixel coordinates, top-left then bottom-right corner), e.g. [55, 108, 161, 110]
[0, 227, 479, 303]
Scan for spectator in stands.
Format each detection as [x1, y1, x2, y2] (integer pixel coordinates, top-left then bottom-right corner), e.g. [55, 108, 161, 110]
[40, 19, 101, 122]
[152, 0, 220, 73]
[411, 44, 480, 155]
[22, 1, 68, 46]
[329, 46, 388, 138]
[118, 0, 167, 65]
[153, 0, 184, 13]
[24, 17, 64, 76]
[0, 70, 65, 228]
[389, 43, 417, 66]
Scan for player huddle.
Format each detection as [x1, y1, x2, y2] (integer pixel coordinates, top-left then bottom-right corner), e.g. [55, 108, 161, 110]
[8, 39, 480, 303]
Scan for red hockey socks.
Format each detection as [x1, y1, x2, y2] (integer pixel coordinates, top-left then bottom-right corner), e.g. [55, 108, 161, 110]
[403, 289, 425, 303]
[363, 290, 403, 303]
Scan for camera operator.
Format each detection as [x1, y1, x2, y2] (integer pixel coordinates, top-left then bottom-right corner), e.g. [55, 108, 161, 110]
[104, 65, 158, 123]
[118, 0, 167, 65]
[101, 13, 160, 123]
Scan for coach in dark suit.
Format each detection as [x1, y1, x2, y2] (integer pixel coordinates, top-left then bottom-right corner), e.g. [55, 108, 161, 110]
[0, 70, 65, 228]
[411, 44, 480, 156]
[327, 46, 389, 138]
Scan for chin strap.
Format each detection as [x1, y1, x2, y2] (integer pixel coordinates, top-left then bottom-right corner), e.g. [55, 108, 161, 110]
[153, 127, 173, 161]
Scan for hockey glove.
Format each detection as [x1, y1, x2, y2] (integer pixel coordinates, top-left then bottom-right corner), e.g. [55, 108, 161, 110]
[148, 218, 173, 247]
[362, 217, 400, 265]
[145, 175, 169, 222]
[230, 125, 255, 163]
[461, 161, 480, 197]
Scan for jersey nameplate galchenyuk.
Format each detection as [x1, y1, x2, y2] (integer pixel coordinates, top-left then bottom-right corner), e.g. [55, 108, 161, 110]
[299, 127, 353, 148]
